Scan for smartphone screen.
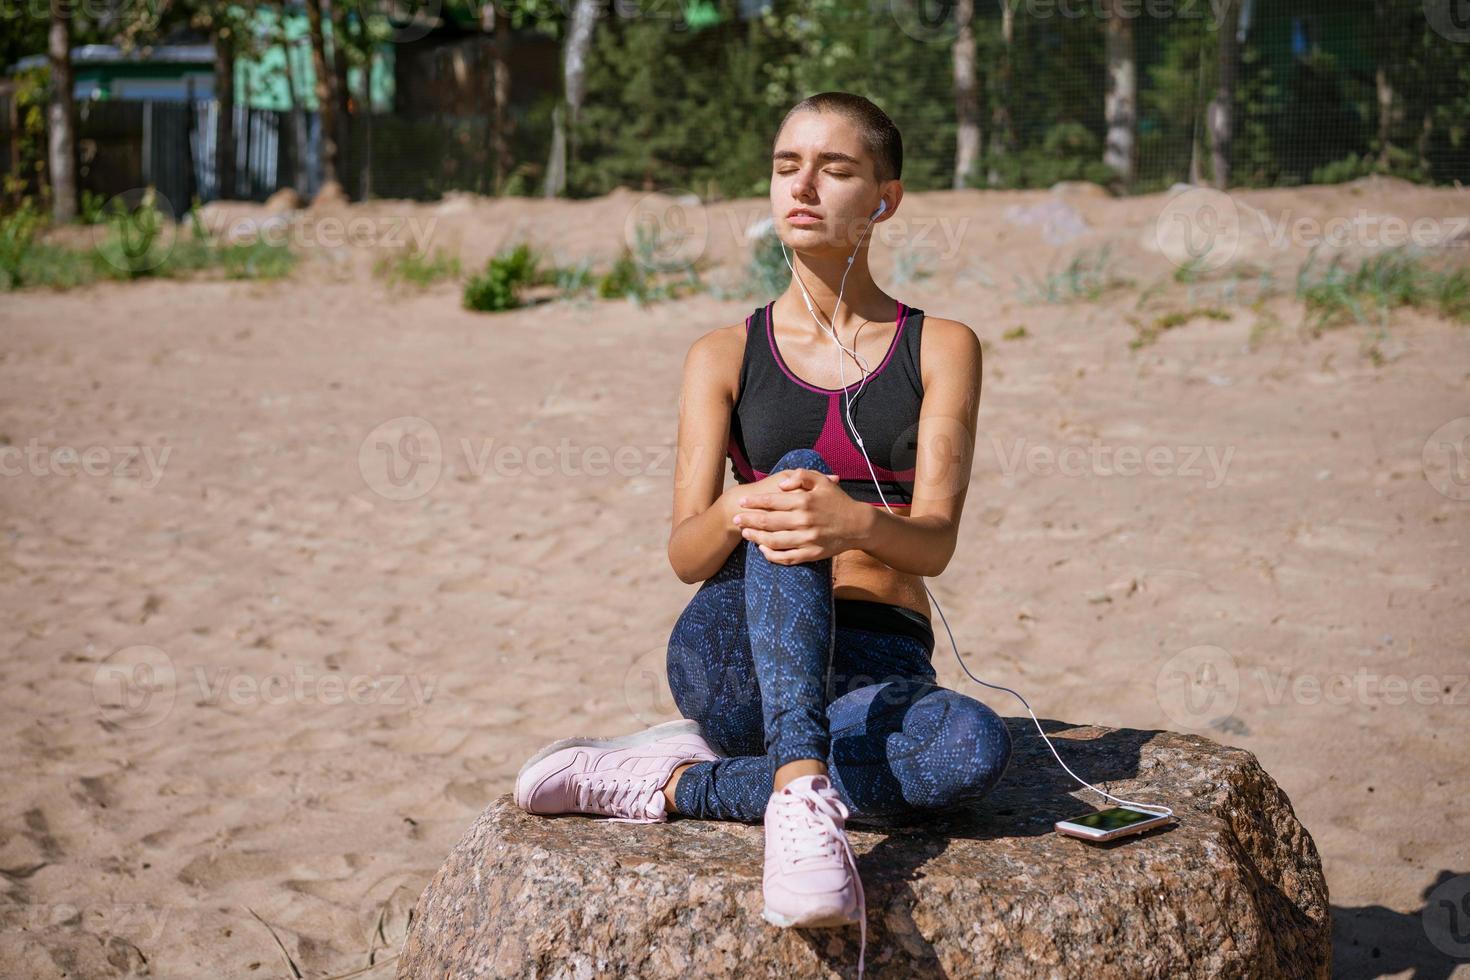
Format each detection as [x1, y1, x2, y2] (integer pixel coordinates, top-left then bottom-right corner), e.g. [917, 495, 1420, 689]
[1066, 807, 1161, 831]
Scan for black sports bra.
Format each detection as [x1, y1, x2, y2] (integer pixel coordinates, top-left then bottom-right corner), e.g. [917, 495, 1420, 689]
[727, 299, 924, 507]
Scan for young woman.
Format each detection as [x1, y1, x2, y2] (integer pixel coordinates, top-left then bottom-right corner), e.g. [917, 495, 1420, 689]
[515, 92, 1014, 974]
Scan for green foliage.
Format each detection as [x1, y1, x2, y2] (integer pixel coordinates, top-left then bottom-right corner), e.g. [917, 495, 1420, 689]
[551, 257, 596, 298]
[375, 245, 463, 288]
[573, 0, 957, 198]
[463, 242, 543, 312]
[1128, 307, 1232, 349]
[1, 190, 296, 291]
[78, 190, 111, 225]
[597, 249, 649, 302]
[976, 122, 1118, 190]
[574, 7, 765, 199]
[1015, 244, 1133, 303]
[216, 239, 297, 279]
[732, 221, 790, 303]
[0, 200, 44, 290]
[890, 248, 936, 290]
[2, 68, 50, 209]
[1295, 243, 1470, 333]
[596, 221, 708, 305]
[91, 192, 172, 279]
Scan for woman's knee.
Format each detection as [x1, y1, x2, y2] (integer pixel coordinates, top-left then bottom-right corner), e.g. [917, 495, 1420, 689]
[943, 695, 1013, 804]
[904, 689, 1013, 808]
[772, 447, 833, 476]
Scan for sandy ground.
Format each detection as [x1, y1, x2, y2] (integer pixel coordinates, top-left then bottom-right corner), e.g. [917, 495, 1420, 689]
[2, 179, 1468, 978]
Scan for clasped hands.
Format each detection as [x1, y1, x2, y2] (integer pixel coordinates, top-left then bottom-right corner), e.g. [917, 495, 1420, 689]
[728, 468, 868, 564]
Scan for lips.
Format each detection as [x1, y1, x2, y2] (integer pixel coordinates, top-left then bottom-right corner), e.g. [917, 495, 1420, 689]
[787, 209, 822, 223]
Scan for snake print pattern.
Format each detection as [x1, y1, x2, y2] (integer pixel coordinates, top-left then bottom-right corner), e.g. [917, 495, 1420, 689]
[667, 448, 1013, 824]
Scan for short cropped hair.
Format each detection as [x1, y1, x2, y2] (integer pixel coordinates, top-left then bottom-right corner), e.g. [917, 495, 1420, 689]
[777, 92, 903, 185]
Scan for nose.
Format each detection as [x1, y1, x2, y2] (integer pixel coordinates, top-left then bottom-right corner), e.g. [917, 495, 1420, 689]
[788, 165, 818, 202]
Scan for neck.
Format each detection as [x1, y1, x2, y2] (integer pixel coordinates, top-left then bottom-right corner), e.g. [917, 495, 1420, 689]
[781, 246, 892, 335]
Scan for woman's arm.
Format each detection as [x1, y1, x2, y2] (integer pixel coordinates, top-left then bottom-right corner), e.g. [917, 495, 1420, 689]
[848, 317, 982, 577]
[667, 328, 746, 585]
[733, 317, 982, 578]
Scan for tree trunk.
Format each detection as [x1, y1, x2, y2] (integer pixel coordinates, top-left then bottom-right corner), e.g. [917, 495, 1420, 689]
[1416, 109, 1433, 178]
[1373, 0, 1396, 168]
[214, 30, 236, 200]
[278, 0, 311, 197]
[987, 0, 1015, 187]
[1102, 0, 1136, 188]
[545, 0, 597, 198]
[47, 0, 77, 222]
[328, 0, 351, 183]
[1208, 0, 1239, 189]
[347, 6, 373, 199]
[952, 0, 980, 190]
[484, 2, 512, 196]
[305, 0, 339, 189]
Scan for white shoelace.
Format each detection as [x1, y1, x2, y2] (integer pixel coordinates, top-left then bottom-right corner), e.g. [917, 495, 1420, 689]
[577, 772, 665, 824]
[776, 782, 867, 979]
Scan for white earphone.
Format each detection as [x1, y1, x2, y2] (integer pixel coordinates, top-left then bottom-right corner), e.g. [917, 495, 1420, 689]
[778, 199, 1174, 821]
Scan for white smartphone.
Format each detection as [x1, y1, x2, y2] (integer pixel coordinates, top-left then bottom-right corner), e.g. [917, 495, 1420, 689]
[1054, 805, 1175, 842]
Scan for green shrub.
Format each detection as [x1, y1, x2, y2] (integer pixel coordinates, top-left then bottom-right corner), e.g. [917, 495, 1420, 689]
[1296, 243, 1470, 332]
[3, 190, 298, 289]
[732, 220, 788, 302]
[1015, 244, 1133, 303]
[551, 257, 596, 297]
[376, 245, 462, 288]
[0, 200, 43, 290]
[78, 189, 111, 225]
[91, 193, 173, 279]
[975, 123, 1120, 191]
[464, 242, 542, 312]
[597, 247, 650, 302]
[1128, 307, 1232, 349]
[217, 239, 296, 279]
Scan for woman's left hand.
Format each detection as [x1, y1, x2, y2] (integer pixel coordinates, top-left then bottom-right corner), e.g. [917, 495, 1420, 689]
[731, 468, 868, 564]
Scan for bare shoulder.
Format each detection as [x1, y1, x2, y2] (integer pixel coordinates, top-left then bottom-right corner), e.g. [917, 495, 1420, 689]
[918, 315, 982, 388]
[681, 321, 748, 397]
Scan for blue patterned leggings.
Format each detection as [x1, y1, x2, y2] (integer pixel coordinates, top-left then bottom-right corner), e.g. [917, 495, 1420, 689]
[667, 448, 1014, 825]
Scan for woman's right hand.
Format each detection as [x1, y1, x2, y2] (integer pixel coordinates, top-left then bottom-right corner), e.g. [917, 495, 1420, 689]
[719, 469, 841, 523]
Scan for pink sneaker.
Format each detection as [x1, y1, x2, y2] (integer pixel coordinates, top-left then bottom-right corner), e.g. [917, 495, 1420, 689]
[761, 773, 867, 978]
[514, 718, 719, 824]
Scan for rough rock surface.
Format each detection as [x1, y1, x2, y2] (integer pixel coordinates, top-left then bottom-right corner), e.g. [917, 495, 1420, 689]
[399, 721, 1330, 979]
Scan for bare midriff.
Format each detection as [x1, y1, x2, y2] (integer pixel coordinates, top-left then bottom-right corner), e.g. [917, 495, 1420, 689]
[831, 502, 931, 620]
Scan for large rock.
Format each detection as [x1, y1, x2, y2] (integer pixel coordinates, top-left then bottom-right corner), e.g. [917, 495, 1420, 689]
[399, 721, 1330, 978]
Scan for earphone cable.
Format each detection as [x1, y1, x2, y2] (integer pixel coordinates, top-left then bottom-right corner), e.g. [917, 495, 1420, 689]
[777, 207, 1174, 821]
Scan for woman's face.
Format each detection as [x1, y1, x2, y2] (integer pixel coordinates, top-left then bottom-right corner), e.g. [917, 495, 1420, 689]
[770, 110, 886, 252]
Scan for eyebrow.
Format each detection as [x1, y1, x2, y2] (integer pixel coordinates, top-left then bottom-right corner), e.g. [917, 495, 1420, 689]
[772, 149, 863, 167]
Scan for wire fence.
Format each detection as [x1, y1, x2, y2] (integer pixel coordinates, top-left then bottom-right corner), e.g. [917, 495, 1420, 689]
[2, 0, 1467, 211]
